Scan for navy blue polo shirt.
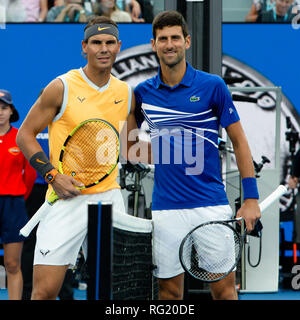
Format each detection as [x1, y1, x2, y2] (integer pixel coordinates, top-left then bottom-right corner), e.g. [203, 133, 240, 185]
[134, 63, 240, 210]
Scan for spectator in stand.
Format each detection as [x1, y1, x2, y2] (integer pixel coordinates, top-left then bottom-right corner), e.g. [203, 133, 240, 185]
[93, 0, 132, 22]
[115, 0, 154, 22]
[245, 0, 275, 22]
[5, 0, 48, 22]
[0, 89, 36, 300]
[292, 0, 300, 14]
[46, 0, 92, 22]
[24, 0, 49, 22]
[124, 0, 144, 22]
[134, 0, 154, 23]
[256, 0, 296, 22]
[246, 0, 298, 22]
[5, 0, 27, 22]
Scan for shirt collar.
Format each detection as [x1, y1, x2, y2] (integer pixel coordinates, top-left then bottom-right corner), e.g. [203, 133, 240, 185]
[154, 62, 195, 89]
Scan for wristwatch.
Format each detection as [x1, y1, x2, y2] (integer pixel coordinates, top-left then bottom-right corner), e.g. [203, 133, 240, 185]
[44, 169, 58, 184]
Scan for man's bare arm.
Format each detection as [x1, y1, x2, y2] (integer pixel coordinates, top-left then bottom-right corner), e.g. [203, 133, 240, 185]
[120, 91, 152, 164]
[16, 79, 62, 159]
[226, 121, 261, 231]
[16, 79, 82, 199]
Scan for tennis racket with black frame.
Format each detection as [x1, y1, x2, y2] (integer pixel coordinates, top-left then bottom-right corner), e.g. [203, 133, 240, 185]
[179, 185, 287, 283]
[20, 118, 120, 237]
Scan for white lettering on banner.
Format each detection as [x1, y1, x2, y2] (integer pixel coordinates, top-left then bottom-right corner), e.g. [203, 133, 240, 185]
[292, 5, 300, 30]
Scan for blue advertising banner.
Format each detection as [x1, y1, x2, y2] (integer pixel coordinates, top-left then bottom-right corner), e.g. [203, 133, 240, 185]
[0, 23, 299, 126]
[223, 24, 300, 120]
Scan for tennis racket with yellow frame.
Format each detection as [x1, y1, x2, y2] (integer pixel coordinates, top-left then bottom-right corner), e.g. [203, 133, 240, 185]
[20, 118, 120, 237]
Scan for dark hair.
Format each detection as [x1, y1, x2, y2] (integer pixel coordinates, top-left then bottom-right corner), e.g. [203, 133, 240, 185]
[84, 15, 118, 33]
[152, 10, 189, 39]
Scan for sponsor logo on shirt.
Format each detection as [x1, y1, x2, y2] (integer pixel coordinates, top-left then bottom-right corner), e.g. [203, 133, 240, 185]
[8, 147, 20, 156]
[190, 96, 200, 102]
[40, 249, 50, 257]
[77, 96, 86, 103]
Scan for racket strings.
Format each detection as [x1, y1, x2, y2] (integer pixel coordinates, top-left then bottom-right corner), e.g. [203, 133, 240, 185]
[62, 121, 119, 185]
[181, 222, 241, 282]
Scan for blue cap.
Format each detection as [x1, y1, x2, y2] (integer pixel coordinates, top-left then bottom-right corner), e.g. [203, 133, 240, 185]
[0, 89, 19, 122]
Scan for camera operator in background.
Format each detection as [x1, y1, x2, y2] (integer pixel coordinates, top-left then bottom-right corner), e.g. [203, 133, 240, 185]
[288, 150, 300, 190]
[286, 116, 299, 191]
[286, 116, 300, 244]
[46, 0, 92, 22]
[288, 149, 300, 243]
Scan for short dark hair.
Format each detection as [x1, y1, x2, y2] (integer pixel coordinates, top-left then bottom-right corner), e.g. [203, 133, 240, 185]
[152, 10, 189, 39]
[84, 16, 118, 42]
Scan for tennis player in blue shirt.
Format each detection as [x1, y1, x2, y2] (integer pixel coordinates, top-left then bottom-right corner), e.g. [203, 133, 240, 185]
[127, 10, 261, 300]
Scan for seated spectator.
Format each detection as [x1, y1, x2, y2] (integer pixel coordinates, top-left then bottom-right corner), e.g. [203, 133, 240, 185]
[292, 0, 300, 13]
[24, 0, 48, 22]
[46, 0, 92, 22]
[135, 0, 154, 23]
[5, 0, 48, 22]
[256, 0, 296, 22]
[118, 0, 153, 23]
[5, 0, 27, 22]
[125, 0, 144, 23]
[93, 0, 132, 22]
[245, 0, 275, 22]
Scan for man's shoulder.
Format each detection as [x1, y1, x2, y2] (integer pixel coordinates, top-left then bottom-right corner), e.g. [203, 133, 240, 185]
[194, 68, 222, 80]
[134, 76, 156, 92]
[193, 68, 224, 88]
[110, 74, 131, 89]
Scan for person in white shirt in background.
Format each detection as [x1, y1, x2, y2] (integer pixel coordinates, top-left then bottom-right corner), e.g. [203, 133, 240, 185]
[5, 0, 48, 22]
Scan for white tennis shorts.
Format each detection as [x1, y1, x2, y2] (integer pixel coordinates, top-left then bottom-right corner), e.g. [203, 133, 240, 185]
[151, 205, 233, 279]
[34, 188, 125, 267]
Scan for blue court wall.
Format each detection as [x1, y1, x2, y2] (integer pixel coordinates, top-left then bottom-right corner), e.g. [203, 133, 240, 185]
[0, 23, 299, 127]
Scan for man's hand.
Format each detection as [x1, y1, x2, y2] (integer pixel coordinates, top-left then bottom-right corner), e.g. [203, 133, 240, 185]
[126, 0, 145, 22]
[51, 173, 84, 200]
[236, 198, 261, 233]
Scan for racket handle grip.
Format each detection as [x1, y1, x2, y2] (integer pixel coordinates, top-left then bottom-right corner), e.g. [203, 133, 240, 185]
[259, 185, 287, 212]
[19, 202, 49, 237]
[19, 191, 59, 237]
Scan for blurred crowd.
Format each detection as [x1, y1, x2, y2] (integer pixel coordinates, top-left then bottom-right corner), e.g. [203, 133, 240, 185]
[3, 0, 300, 24]
[245, 0, 300, 22]
[4, 0, 154, 23]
